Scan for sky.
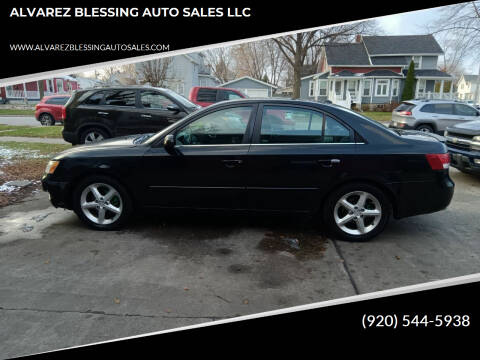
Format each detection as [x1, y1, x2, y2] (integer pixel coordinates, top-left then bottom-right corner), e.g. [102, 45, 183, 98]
[376, 4, 478, 74]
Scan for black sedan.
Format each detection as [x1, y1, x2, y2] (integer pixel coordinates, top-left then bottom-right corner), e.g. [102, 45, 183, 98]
[42, 99, 454, 241]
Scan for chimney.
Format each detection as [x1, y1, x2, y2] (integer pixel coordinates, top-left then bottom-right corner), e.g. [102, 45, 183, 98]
[355, 34, 362, 43]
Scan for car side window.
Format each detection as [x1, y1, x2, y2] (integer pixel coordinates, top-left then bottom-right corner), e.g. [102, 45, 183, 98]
[175, 106, 252, 145]
[259, 106, 352, 144]
[45, 97, 69, 105]
[433, 104, 453, 115]
[420, 104, 435, 113]
[197, 88, 217, 102]
[83, 91, 106, 105]
[104, 90, 136, 107]
[140, 91, 174, 110]
[454, 104, 478, 116]
[224, 91, 243, 100]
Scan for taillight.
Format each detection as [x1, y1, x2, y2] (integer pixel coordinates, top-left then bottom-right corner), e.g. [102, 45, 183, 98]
[398, 111, 412, 116]
[425, 153, 450, 170]
[61, 106, 66, 120]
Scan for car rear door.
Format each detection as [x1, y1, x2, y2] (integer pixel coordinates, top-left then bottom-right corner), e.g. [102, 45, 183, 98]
[102, 89, 140, 136]
[141, 104, 256, 209]
[138, 90, 188, 133]
[246, 104, 356, 212]
[431, 103, 456, 131]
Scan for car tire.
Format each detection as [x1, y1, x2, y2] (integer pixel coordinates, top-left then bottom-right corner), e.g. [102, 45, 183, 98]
[39, 113, 55, 126]
[415, 124, 434, 133]
[80, 128, 110, 144]
[73, 175, 133, 230]
[323, 183, 391, 242]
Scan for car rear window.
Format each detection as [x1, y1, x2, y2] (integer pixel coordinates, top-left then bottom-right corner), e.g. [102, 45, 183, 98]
[83, 91, 107, 105]
[433, 103, 453, 115]
[197, 88, 217, 102]
[419, 104, 435, 113]
[394, 103, 415, 112]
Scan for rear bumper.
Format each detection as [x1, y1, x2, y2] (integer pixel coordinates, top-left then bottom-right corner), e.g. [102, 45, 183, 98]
[448, 147, 480, 174]
[388, 121, 415, 130]
[41, 175, 71, 209]
[392, 172, 454, 219]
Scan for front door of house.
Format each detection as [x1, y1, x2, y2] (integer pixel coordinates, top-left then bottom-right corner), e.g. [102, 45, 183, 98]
[335, 80, 343, 99]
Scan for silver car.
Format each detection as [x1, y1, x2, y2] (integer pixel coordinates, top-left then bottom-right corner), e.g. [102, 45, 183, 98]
[390, 100, 480, 134]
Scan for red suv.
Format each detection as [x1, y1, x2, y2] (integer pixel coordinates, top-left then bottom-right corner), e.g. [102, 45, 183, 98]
[35, 95, 70, 126]
[189, 86, 247, 107]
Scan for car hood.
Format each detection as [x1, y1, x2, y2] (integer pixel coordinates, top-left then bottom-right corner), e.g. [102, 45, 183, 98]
[447, 120, 480, 136]
[53, 134, 150, 159]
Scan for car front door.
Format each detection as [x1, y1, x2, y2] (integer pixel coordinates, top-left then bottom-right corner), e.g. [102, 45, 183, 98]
[453, 103, 480, 124]
[141, 104, 256, 209]
[138, 90, 188, 133]
[246, 104, 356, 212]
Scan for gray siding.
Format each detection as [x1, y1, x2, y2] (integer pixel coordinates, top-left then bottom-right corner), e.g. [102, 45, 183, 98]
[300, 78, 314, 100]
[225, 78, 274, 96]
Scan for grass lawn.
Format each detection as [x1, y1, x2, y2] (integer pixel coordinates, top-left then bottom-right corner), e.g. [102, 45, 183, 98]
[0, 141, 70, 157]
[0, 125, 63, 138]
[0, 109, 35, 116]
[359, 112, 392, 123]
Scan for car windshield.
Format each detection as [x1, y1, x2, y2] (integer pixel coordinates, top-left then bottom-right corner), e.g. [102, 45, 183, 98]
[160, 88, 200, 109]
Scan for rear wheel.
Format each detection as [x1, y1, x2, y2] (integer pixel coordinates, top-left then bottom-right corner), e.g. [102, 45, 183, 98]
[323, 183, 391, 241]
[73, 176, 132, 230]
[80, 128, 109, 144]
[415, 124, 434, 133]
[40, 113, 55, 126]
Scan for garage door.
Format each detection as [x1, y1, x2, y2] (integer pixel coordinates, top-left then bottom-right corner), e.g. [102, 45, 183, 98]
[244, 88, 269, 98]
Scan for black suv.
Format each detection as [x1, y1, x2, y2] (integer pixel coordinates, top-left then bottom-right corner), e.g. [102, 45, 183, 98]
[62, 86, 200, 144]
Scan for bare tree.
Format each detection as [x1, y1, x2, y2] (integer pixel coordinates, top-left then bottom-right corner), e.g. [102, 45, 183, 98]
[100, 66, 120, 84]
[119, 64, 139, 84]
[204, 48, 236, 83]
[273, 21, 380, 98]
[137, 58, 173, 87]
[232, 42, 267, 80]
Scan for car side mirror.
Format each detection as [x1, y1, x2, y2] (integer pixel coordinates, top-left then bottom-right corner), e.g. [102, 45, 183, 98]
[163, 134, 175, 150]
[167, 104, 180, 113]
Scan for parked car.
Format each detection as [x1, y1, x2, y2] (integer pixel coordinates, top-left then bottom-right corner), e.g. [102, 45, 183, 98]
[189, 86, 247, 107]
[390, 100, 480, 134]
[35, 95, 70, 126]
[42, 99, 454, 241]
[445, 120, 480, 174]
[62, 86, 200, 145]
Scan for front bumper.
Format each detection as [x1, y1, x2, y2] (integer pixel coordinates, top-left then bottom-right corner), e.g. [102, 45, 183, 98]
[448, 147, 480, 174]
[62, 130, 77, 145]
[41, 175, 72, 209]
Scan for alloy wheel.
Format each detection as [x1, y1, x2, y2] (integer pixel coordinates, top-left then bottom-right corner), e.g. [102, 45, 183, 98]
[80, 183, 123, 225]
[84, 131, 105, 143]
[333, 191, 382, 235]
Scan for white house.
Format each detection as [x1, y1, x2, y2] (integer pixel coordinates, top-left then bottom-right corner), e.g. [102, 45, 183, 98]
[457, 74, 480, 104]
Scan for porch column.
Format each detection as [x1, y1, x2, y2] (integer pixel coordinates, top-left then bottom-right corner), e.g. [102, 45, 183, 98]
[440, 80, 444, 99]
[449, 80, 453, 99]
[415, 80, 419, 99]
[23, 82, 27, 101]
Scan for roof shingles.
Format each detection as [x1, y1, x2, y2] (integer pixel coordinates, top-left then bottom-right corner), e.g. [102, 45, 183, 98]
[362, 35, 444, 55]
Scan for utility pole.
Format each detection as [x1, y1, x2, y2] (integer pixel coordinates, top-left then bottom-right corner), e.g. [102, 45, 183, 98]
[475, 63, 480, 106]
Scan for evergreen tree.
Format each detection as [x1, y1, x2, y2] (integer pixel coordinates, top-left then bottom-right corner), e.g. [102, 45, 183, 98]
[402, 60, 415, 101]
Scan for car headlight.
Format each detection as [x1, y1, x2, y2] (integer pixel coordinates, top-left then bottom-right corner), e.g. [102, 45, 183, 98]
[473, 136, 480, 142]
[472, 136, 480, 151]
[45, 160, 60, 174]
[444, 131, 448, 137]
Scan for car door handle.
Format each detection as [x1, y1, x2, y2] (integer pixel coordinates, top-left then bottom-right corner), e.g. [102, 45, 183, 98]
[97, 111, 109, 115]
[222, 159, 243, 168]
[141, 114, 152, 118]
[317, 159, 341, 167]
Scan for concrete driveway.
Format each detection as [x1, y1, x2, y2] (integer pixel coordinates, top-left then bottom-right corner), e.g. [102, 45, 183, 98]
[0, 116, 39, 127]
[0, 168, 479, 358]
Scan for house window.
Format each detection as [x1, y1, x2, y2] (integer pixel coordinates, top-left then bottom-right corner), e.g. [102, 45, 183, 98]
[363, 79, 371, 96]
[392, 79, 399, 97]
[375, 79, 389, 97]
[417, 79, 426, 96]
[318, 80, 327, 96]
[412, 56, 421, 69]
[309, 80, 315, 97]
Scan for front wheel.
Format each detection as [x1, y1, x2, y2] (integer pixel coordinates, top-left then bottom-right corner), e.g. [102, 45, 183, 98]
[80, 128, 109, 144]
[40, 113, 55, 126]
[323, 183, 391, 241]
[73, 176, 132, 230]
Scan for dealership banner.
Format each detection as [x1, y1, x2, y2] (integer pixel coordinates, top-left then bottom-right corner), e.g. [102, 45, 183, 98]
[1, 0, 459, 80]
